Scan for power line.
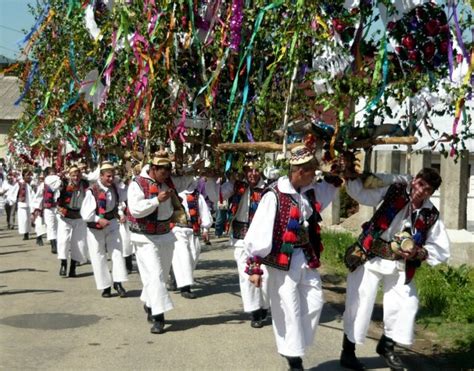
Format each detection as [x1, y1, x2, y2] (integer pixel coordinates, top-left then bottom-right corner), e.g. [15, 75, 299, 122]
[0, 24, 24, 34]
[0, 45, 19, 54]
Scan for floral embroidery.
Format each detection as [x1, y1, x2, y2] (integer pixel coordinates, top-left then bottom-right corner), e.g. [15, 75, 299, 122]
[186, 191, 201, 235]
[95, 190, 107, 229]
[245, 256, 263, 276]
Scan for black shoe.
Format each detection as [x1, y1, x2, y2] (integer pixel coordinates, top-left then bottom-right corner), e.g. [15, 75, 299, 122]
[36, 236, 44, 246]
[50, 239, 57, 254]
[150, 313, 165, 334]
[144, 305, 153, 323]
[113, 282, 127, 298]
[101, 287, 112, 298]
[23, 233, 29, 240]
[340, 334, 366, 370]
[59, 260, 67, 276]
[180, 286, 196, 299]
[284, 356, 304, 371]
[68, 260, 77, 277]
[250, 309, 264, 329]
[167, 268, 177, 291]
[260, 308, 269, 322]
[340, 349, 366, 370]
[376, 335, 405, 370]
[125, 255, 133, 274]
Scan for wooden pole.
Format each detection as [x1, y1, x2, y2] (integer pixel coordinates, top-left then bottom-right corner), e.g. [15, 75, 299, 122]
[217, 137, 418, 153]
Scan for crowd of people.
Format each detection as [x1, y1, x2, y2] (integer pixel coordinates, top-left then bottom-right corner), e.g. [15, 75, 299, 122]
[0, 145, 450, 371]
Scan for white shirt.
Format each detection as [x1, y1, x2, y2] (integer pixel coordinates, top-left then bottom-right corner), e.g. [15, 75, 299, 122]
[81, 180, 126, 223]
[346, 178, 450, 268]
[244, 176, 337, 258]
[8, 181, 33, 208]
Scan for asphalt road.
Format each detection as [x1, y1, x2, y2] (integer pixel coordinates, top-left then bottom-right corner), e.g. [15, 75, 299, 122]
[0, 221, 423, 371]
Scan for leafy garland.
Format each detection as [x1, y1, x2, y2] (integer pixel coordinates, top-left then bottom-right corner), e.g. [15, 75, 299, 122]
[5, 0, 473, 166]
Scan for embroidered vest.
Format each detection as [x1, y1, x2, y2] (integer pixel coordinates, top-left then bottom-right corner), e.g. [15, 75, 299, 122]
[58, 179, 89, 211]
[358, 183, 439, 283]
[43, 185, 56, 209]
[17, 183, 27, 203]
[261, 184, 323, 271]
[184, 189, 201, 236]
[87, 183, 120, 230]
[229, 181, 263, 240]
[128, 176, 171, 235]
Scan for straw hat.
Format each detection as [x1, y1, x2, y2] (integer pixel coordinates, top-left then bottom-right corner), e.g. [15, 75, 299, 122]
[289, 145, 317, 166]
[100, 161, 115, 171]
[68, 165, 80, 174]
[150, 151, 172, 167]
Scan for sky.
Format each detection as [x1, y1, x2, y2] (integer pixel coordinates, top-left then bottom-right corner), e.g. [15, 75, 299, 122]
[0, 0, 35, 60]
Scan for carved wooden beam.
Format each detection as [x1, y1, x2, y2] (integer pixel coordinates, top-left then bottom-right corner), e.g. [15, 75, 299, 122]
[348, 136, 418, 149]
[216, 142, 300, 152]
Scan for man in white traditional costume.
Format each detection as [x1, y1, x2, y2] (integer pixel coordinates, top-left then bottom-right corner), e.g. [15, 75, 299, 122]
[127, 151, 194, 334]
[81, 161, 128, 298]
[47, 165, 89, 276]
[8, 169, 34, 240]
[31, 173, 47, 246]
[171, 176, 212, 299]
[38, 167, 60, 253]
[205, 158, 270, 328]
[244, 145, 340, 371]
[340, 167, 450, 371]
[0, 172, 16, 229]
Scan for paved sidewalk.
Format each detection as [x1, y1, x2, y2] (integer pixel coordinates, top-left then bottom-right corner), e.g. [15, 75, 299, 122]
[0, 222, 428, 370]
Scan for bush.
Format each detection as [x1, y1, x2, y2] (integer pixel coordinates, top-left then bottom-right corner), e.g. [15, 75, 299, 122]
[416, 264, 474, 323]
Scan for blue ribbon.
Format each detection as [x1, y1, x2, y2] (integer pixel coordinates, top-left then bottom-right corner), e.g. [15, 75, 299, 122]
[14, 61, 39, 105]
[365, 37, 388, 112]
[17, 4, 49, 46]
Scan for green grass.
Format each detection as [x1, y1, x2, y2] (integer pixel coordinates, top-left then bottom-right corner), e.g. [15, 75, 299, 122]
[415, 264, 474, 353]
[320, 230, 356, 277]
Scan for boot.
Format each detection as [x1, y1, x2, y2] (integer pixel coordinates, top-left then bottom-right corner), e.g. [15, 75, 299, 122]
[101, 287, 112, 298]
[340, 334, 366, 370]
[125, 255, 133, 274]
[284, 356, 304, 371]
[68, 260, 77, 278]
[23, 233, 29, 240]
[50, 239, 57, 254]
[260, 308, 268, 323]
[150, 313, 165, 334]
[250, 309, 264, 329]
[376, 335, 405, 370]
[36, 236, 44, 246]
[167, 267, 177, 291]
[113, 282, 127, 298]
[59, 259, 67, 276]
[144, 305, 153, 323]
[180, 285, 196, 299]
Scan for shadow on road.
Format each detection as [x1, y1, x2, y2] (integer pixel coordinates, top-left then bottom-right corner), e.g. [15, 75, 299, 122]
[0, 244, 24, 249]
[0, 250, 33, 256]
[0, 268, 48, 274]
[165, 310, 248, 332]
[0, 289, 63, 296]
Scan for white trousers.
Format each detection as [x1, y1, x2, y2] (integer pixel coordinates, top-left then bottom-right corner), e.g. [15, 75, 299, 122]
[17, 205, 31, 235]
[267, 249, 324, 357]
[86, 223, 128, 290]
[57, 217, 88, 262]
[133, 232, 175, 316]
[343, 262, 419, 346]
[34, 214, 46, 237]
[119, 222, 133, 257]
[43, 208, 58, 240]
[172, 227, 201, 288]
[235, 246, 269, 313]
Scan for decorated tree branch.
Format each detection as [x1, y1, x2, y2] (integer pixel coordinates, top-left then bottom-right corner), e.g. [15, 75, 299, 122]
[4, 0, 473, 169]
